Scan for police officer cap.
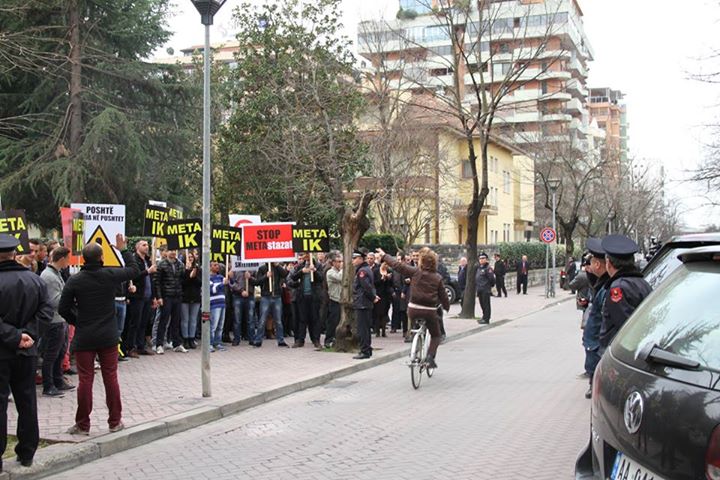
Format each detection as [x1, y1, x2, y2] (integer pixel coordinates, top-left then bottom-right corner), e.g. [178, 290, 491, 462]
[601, 234, 639, 259]
[0, 233, 20, 252]
[586, 238, 605, 259]
[352, 249, 366, 259]
[478, 252, 488, 259]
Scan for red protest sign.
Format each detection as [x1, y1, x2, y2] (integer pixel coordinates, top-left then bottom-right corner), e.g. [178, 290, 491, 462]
[241, 222, 296, 263]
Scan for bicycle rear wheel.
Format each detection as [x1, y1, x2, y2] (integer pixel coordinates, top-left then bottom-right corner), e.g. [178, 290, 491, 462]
[410, 331, 422, 389]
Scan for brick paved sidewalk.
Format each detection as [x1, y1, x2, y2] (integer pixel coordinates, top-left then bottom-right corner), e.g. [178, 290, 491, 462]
[8, 286, 575, 444]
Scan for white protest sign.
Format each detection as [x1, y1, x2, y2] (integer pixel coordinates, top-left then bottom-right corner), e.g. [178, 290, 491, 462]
[229, 214, 262, 271]
[70, 203, 126, 267]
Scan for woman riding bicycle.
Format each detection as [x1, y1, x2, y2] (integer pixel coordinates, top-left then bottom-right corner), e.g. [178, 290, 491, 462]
[376, 247, 450, 368]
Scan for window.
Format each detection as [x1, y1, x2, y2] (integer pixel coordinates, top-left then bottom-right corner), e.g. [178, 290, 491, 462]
[400, 0, 433, 13]
[458, 225, 463, 244]
[493, 62, 511, 77]
[541, 80, 548, 94]
[424, 25, 448, 42]
[430, 44, 453, 56]
[492, 18, 513, 34]
[462, 160, 474, 178]
[499, 43, 510, 54]
[503, 171, 511, 193]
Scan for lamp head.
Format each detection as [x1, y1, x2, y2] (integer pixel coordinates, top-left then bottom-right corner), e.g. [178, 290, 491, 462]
[191, 0, 227, 26]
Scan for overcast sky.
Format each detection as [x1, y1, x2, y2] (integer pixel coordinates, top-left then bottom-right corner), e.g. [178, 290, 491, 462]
[163, 0, 720, 230]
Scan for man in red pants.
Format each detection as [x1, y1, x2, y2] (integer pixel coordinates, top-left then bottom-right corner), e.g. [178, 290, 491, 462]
[59, 234, 139, 435]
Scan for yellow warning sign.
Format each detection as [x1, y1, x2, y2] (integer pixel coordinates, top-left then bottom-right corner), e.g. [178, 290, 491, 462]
[86, 225, 124, 267]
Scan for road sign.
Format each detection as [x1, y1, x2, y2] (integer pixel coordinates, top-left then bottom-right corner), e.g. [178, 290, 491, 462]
[540, 227, 556, 244]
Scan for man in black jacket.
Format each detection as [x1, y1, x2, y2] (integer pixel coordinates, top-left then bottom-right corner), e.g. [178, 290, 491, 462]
[0, 234, 53, 470]
[493, 253, 508, 297]
[59, 234, 139, 435]
[153, 249, 186, 354]
[475, 253, 496, 324]
[123, 240, 157, 357]
[352, 250, 377, 359]
[289, 253, 323, 348]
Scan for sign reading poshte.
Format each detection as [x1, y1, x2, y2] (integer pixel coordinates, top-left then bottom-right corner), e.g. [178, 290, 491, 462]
[0, 209, 30, 254]
[70, 203, 125, 242]
[241, 222, 296, 263]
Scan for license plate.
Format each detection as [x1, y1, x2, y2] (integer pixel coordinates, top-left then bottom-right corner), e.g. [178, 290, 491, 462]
[611, 452, 666, 480]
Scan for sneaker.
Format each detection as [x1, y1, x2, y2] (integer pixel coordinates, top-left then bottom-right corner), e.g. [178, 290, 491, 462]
[215, 344, 227, 351]
[126, 349, 139, 359]
[155, 346, 164, 355]
[16, 456, 33, 467]
[278, 342, 289, 348]
[209, 345, 216, 353]
[173, 345, 188, 353]
[585, 387, 592, 399]
[66, 424, 90, 436]
[425, 356, 438, 369]
[56, 381, 76, 391]
[188, 340, 197, 349]
[109, 422, 125, 433]
[163, 342, 173, 350]
[94, 360, 101, 370]
[42, 387, 65, 398]
[118, 355, 129, 362]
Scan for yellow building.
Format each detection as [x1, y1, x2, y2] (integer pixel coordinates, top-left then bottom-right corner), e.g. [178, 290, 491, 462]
[437, 129, 535, 245]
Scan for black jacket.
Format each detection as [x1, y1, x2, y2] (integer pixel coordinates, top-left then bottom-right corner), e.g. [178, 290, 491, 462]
[0, 260, 53, 359]
[475, 264, 496, 293]
[154, 257, 184, 299]
[182, 264, 202, 304]
[457, 265, 467, 291]
[290, 260, 324, 297]
[352, 264, 376, 310]
[255, 263, 289, 297]
[127, 252, 154, 300]
[494, 259, 507, 277]
[59, 251, 140, 351]
[599, 270, 652, 348]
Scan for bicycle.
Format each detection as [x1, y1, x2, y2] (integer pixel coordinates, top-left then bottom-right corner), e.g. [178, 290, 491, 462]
[408, 319, 434, 389]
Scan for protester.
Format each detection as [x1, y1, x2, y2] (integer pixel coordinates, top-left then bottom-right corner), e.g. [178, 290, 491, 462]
[16, 239, 38, 273]
[377, 247, 450, 368]
[59, 234, 140, 435]
[124, 240, 157, 357]
[39, 246, 76, 396]
[154, 249, 187, 354]
[115, 279, 130, 361]
[390, 253, 410, 336]
[181, 252, 201, 349]
[208, 261, 229, 352]
[515, 254, 529, 294]
[228, 264, 255, 346]
[324, 253, 343, 348]
[35, 242, 48, 275]
[372, 259, 393, 338]
[351, 250, 377, 360]
[493, 253, 508, 298]
[0, 233, 53, 469]
[475, 253, 496, 324]
[289, 254, 323, 348]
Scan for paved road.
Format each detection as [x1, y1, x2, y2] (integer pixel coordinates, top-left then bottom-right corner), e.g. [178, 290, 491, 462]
[45, 300, 589, 480]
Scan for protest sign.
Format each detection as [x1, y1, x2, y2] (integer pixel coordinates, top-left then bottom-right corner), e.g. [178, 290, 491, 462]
[165, 219, 202, 250]
[241, 222, 296, 263]
[292, 226, 330, 253]
[0, 209, 30, 254]
[228, 214, 262, 270]
[86, 225, 123, 267]
[70, 203, 125, 241]
[143, 204, 169, 237]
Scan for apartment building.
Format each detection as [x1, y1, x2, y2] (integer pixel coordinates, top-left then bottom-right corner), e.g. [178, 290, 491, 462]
[358, 0, 595, 150]
[588, 87, 628, 162]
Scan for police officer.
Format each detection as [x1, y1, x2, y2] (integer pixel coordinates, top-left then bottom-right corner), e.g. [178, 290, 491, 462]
[0, 233, 53, 470]
[581, 238, 610, 399]
[599, 234, 652, 349]
[475, 252, 496, 324]
[352, 250, 377, 360]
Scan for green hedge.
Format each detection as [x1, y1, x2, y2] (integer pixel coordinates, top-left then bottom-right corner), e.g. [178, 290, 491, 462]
[359, 233, 405, 256]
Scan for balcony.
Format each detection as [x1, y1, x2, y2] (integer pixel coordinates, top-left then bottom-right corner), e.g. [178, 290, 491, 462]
[541, 113, 572, 122]
[565, 97, 583, 113]
[568, 57, 588, 78]
[452, 199, 498, 217]
[538, 70, 571, 81]
[566, 78, 588, 97]
[539, 91, 571, 102]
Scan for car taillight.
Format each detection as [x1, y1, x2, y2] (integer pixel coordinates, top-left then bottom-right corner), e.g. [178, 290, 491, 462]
[706, 424, 720, 479]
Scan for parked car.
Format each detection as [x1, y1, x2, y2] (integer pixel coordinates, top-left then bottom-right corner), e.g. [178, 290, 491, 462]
[642, 232, 720, 289]
[445, 274, 460, 304]
[576, 245, 720, 480]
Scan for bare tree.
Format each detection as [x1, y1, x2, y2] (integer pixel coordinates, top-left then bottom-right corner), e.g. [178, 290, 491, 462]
[368, 0, 571, 317]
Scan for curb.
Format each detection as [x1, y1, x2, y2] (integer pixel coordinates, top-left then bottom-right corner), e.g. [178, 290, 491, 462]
[2, 295, 573, 479]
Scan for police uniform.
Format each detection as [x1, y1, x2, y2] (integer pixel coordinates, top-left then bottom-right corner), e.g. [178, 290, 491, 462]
[582, 238, 609, 383]
[352, 252, 376, 359]
[0, 233, 53, 468]
[599, 235, 652, 348]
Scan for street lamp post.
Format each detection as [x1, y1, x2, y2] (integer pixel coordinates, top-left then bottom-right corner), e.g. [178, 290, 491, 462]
[191, 0, 227, 398]
[548, 178, 561, 298]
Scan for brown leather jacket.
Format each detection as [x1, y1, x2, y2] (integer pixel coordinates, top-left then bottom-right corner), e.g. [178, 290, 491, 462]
[381, 254, 450, 311]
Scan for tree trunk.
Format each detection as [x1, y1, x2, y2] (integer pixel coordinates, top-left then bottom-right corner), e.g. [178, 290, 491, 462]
[68, 0, 84, 202]
[334, 194, 374, 352]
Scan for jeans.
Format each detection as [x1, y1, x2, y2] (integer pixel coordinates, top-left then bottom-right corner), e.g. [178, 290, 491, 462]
[210, 307, 226, 346]
[74, 345, 121, 431]
[115, 301, 127, 338]
[0, 356, 38, 461]
[181, 303, 200, 339]
[232, 295, 255, 344]
[42, 322, 68, 391]
[125, 297, 152, 352]
[157, 297, 182, 348]
[257, 296, 284, 345]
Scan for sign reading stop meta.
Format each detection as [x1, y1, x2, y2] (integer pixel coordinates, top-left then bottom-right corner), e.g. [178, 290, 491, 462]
[241, 222, 296, 263]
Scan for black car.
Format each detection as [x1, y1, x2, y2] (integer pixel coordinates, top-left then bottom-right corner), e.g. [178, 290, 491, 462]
[642, 232, 720, 289]
[445, 273, 460, 304]
[576, 246, 720, 480]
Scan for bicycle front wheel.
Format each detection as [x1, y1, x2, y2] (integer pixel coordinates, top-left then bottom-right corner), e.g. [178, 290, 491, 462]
[423, 334, 434, 378]
[410, 332, 422, 389]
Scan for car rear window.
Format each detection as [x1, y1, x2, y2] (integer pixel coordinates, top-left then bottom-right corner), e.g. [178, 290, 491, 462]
[612, 262, 720, 375]
[643, 247, 688, 289]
